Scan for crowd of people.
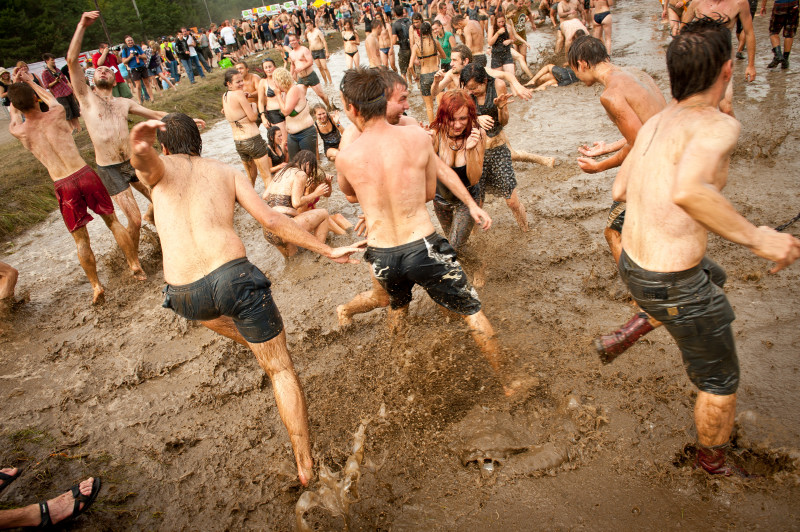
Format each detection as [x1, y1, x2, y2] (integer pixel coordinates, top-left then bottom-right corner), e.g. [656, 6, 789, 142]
[1, 0, 800, 525]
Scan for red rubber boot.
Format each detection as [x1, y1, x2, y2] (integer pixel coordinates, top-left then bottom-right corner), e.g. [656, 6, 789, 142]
[594, 312, 654, 364]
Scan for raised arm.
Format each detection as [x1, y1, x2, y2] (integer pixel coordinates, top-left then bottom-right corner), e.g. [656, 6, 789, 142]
[129, 120, 167, 187]
[67, 11, 99, 100]
[18, 72, 59, 108]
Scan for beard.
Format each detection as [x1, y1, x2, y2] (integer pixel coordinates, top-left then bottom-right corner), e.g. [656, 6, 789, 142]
[95, 77, 116, 90]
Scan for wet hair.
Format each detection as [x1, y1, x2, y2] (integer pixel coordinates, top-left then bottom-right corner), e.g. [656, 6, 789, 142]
[277, 150, 319, 188]
[42, 53, 55, 62]
[431, 89, 478, 140]
[420, 21, 433, 37]
[567, 35, 609, 69]
[273, 67, 294, 90]
[7, 83, 36, 112]
[412, 12, 424, 22]
[394, 4, 405, 16]
[452, 14, 465, 26]
[224, 69, 241, 87]
[667, 17, 732, 101]
[459, 62, 488, 88]
[376, 66, 408, 98]
[340, 67, 386, 121]
[158, 113, 202, 156]
[266, 125, 282, 149]
[452, 43, 472, 62]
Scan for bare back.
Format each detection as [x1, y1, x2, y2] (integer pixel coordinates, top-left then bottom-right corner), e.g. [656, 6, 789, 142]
[603, 67, 667, 141]
[336, 121, 437, 247]
[620, 105, 740, 271]
[465, 20, 485, 54]
[9, 107, 86, 180]
[151, 155, 248, 284]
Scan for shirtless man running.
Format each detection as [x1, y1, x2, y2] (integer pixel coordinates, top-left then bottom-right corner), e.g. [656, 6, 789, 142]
[452, 15, 488, 68]
[129, 114, 365, 487]
[612, 18, 800, 476]
[305, 20, 332, 85]
[336, 68, 526, 396]
[67, 12, 205, 253]
[682, 0, 756, 116]
[287, 33, 332, 109]
[7, 77, 144, 304]
[567, 36, 668, 361]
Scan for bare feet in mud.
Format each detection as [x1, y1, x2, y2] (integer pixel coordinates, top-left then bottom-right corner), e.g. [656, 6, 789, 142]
[337, 305, 353, 326]
[92, 285, 106, 305]
[131, 267, 147, 281]
[297, 457, 314, 487]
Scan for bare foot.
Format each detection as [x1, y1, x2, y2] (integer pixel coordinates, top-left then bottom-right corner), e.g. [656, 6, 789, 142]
[297, 458, 314, 487]
[41, 477, 98, 526]
[131, 267, 147, 281]
[337, 305, 353, 326]
[92, 286, 105, 305]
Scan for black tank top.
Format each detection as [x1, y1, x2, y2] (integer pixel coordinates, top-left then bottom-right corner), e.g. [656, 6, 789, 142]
[474, 79, 501, 137]
[436, 165, 470, 202]
[315, 122, 341, 149]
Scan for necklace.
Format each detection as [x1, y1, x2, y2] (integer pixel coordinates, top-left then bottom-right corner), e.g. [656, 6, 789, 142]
[447, 134, 465, 152]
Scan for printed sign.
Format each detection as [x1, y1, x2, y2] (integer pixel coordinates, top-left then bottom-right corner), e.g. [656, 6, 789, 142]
[257, 6, 268, 15]
[283, 2, 295, 11]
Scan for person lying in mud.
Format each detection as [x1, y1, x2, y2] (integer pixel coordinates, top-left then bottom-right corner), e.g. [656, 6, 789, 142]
[525, 63, 580, 90]
[335, 68, 527, 397]
[565, 35, 668, 362]
[129, 114, 366, 486]
[611, 18, 800, 477]
[7, 76, 145, 305]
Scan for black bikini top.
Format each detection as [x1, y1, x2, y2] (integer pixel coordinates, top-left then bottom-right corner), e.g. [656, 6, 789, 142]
[344, 33, 356, 41]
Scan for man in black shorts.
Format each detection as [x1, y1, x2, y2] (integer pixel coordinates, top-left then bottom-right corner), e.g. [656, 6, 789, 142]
[613, 19, 800, 476]
[392, 5, 413, 83]
[335, 68, 529, 397]
[129, 114, 365, 487]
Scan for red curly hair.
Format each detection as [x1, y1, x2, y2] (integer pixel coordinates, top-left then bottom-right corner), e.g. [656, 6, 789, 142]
[431, 89, 478, 140]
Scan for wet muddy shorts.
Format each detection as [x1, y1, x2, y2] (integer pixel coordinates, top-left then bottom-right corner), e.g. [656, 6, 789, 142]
[552, 65, 579, 86]
[162, 257, 284, 344]
[235, 134, 269, 163]
[769, 0, 799, 38]
[618, 250, 738, 396]
[606, 200, 626, 233]
[97, 159, 139, 197]
[433, 181, 483, 251]
[490, 48, 514, 68]
[398, 48, 412, 74]
[56, 94, 81, 121]
[266, 109, 285, 125]
[419, 71, 436, 96]
[54, 165, 115, 233]
[472, 53, 488, 69]
[299, 71, 321, 86]
[364, 232, 482, 315]
[312, 49, 327, 60]
[481, 144, 517, 199]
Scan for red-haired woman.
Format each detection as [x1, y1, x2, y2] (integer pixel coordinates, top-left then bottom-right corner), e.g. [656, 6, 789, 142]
[430, 89, 486, 251]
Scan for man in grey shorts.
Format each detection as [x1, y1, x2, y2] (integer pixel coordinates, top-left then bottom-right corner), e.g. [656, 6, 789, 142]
[287, 33, 331, 109]
[613, 19, 800, 476]
[130, 114, 365, 487]
[68, 12, 205, 252]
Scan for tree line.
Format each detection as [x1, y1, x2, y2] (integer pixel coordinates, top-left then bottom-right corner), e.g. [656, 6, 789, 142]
[0, 0, 282, 65]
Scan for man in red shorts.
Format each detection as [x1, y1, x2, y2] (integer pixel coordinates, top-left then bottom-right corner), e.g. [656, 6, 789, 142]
[7, 75, 145, 305]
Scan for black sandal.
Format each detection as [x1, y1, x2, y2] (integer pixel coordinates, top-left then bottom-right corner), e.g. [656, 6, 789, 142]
[36, 477, 101, 530]
[0, 468, 21, 494]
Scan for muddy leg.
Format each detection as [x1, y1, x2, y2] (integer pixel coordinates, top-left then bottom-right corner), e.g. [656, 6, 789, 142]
[313, 84, 331, 109]
[463, 310, 514, 392]
[254, 153, 273, 188]
[330, 213, 352, 230]
[70, 226, 105, 304]
[387, 304, 409, 336]
[337, 273, 390, 326]
[243, 159, 258, 187]
[249, 330, 314, 486]
[505, 189, 529, 232]
[695, 391, 736, 447]
[130, 181, 155, 224]
[0, 262, 18, 300]
[201, 315, 249, 346]
[100, 213, 146, 281]
[111, 188, 142, 255]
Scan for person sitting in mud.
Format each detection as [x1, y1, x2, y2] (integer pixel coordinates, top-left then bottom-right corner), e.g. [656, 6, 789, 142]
[223, 69, 272, 187]
[261, 150, 338, 257]
[129, 114, 365, 486]
[335, 68, 533, 397]
[525, 63, 580, 89]
[612, 18, 800, 477]
[287, 33, 332, 110]
[460, 63, 530, 232]
[0, 469, 101, 529]
[566, 36, 668, 362]
[7, 76, 145, 305]
[265, 125, 289, 174]
[407, 21, 446, 123]
[311, 104, 344, 161]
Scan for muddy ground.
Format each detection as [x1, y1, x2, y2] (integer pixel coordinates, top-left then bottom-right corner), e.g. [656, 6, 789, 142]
[1, 2, 799, 530]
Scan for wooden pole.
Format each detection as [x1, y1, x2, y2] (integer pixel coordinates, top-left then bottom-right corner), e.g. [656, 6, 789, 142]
[92, 0, 113, 46]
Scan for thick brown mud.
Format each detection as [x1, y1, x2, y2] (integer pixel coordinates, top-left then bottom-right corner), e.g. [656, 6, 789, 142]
[1, 2, 800, 530]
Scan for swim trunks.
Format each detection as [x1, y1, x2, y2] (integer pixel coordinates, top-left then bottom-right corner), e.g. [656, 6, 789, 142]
[364, 232, 482, 315]
[56, 94, 81, 121]
[594, 11, 611, 24]
[266, 109, 285, 125]
[298, 71, 321, 86]
[736, 0, 758, 34]
[419, 71, 436, 96]
[618, 250, 738, 396]
[234, 134, 269, 163]
[96, 159, 139, 197]
[606, 200, 626, 233]
[380, 47, 390, 54]
[163, 257, 284, 344]
[769, 0, 799, 38]
[53, 165, 115, 233]
[551, 65, 579, 86]
[481, 144, 517, 199]
[312, 49, 326, 60]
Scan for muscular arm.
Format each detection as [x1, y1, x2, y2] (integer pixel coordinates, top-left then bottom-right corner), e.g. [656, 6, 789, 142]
[130, 120, 167, 187]
[24, 75, 59, 109]
[128, 101, 168, 120]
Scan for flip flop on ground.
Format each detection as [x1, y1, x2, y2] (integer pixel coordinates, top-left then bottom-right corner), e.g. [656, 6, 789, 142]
[35, 477, 102, 530]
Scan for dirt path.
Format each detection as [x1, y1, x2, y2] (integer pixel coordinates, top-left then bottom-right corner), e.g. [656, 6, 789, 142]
[1, 4, 799, 530]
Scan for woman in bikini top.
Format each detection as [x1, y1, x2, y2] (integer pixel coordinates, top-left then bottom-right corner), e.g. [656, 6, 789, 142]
[341, 19, 361, 69]
[222, 71, 260, 142]
[257, 58, 287, 148]
[272, 67, 314, 136]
